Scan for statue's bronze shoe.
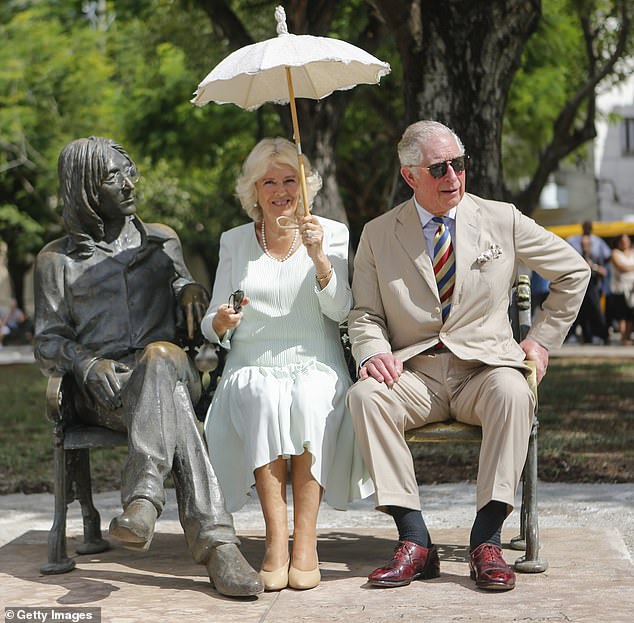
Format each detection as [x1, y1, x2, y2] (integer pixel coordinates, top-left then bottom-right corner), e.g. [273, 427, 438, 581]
[108, 498, 158, 552]
[206, 543, 264, 598]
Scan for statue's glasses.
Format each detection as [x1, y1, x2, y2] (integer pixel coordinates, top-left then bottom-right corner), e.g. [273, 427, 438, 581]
[103, 165, 140, 186]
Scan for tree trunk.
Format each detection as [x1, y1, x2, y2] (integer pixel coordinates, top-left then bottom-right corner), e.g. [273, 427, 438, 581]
[375, 0, 541, 201]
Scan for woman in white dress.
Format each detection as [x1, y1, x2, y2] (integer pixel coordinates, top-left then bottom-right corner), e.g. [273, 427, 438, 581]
[201, 138, 373, 591]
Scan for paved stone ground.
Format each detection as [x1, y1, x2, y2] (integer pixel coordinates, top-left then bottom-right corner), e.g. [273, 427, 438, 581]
[1, 483, 633, 622]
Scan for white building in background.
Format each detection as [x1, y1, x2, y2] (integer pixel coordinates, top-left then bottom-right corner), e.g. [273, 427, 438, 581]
[532, 71, 634, 230]
[595, 73, 634, 222]
[532, 145, 598, 229]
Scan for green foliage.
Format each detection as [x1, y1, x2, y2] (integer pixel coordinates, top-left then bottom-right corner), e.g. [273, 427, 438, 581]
[503, 0, 586, 184]
[0, 1, 122, 257]
[0, 0, 275, 281]
[0, 0, 632, 296]
[0, 204, 44, 258]
[503, 0, 633, 188]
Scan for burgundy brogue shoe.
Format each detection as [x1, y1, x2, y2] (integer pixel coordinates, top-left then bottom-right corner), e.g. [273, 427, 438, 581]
[367, 541, 440, 587]
[469, 543, 516, 591]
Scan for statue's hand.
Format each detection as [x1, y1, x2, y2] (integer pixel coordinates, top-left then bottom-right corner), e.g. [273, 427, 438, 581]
[85, 359, 132, 410]
[180, 284, 210, 340]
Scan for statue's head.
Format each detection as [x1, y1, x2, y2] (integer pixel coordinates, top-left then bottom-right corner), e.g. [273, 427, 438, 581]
[57, 137, 136, 256]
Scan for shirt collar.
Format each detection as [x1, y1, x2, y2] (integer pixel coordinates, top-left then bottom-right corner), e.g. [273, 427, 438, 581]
[413, 197, 456, 229]
[93, 216, 149, 254]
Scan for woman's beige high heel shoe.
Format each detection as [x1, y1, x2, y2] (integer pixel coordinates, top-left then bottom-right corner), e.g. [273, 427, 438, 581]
[288, 564, 321, 590]
[259, 560, 289, 591]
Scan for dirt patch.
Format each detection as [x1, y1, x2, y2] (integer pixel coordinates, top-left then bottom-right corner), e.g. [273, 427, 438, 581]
[413, 449, 633, 485]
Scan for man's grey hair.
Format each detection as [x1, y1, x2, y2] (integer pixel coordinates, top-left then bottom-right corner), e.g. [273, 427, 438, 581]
[397, 120, 465, 167]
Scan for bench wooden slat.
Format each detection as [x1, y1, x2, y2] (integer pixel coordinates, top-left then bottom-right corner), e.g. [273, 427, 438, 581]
[405, 421, 482, 443]
[63, 426, 127, 450]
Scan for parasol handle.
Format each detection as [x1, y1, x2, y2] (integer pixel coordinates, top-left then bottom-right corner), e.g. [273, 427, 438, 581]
[285, 67, 310, 216]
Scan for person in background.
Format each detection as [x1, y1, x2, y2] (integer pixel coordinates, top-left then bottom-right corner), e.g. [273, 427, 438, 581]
[0, 298, 32, 347]
[529, 271, 550, 318]
[201, 137, 373, 592]
[0, 303, 5, 348]
[347, 120, 589, 592]
[606, 234, 634, 345]
[566, 221, 611, 344]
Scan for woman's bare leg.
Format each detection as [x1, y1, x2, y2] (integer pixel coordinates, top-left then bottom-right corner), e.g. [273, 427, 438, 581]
[254, 457, 289, 571]
[290, 450, 322, 571]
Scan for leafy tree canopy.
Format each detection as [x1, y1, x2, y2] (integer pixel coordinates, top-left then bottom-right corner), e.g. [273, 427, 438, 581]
[0, 0, 632, 303]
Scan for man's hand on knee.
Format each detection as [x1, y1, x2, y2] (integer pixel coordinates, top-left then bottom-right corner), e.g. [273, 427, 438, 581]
[359, 353, 403, 388]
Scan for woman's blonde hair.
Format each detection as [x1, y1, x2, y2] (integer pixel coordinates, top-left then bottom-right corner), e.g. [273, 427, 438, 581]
[235, 137, 322, 221]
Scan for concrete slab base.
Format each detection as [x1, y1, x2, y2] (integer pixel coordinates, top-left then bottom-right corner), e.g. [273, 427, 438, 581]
[1, 527, 632, 622]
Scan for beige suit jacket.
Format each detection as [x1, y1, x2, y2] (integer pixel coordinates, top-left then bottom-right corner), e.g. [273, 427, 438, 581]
[349, 193, 590, 369]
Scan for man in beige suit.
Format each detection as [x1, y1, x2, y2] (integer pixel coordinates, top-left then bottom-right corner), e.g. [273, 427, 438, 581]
[347, 120, 589, 591]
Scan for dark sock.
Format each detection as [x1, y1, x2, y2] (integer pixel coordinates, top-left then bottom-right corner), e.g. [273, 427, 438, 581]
[387, 506, 431, 548]
[470, 500, 507, 550]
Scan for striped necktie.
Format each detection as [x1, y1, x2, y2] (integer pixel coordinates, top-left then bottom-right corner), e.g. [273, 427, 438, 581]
[432, 216, 455, 321]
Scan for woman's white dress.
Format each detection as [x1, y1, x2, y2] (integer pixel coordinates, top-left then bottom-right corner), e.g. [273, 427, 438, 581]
[201, 216, 374, 512]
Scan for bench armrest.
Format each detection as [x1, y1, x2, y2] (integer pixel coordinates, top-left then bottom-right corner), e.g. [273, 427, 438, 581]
[45, 373, 64, 425]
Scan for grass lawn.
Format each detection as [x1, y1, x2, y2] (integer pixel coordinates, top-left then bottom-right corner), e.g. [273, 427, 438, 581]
[0, 359, 633, 494]
[0, 363, 128, 494]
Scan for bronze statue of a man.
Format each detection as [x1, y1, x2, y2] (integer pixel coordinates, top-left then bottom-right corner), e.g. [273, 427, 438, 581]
[33, 136, 263, 598]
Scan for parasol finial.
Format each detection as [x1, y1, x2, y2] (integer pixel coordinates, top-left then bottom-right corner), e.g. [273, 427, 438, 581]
[275, 5, 289, 36]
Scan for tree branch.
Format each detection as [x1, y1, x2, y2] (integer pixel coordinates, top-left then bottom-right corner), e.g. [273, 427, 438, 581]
[191, 0, 253, 49]
[513, 1, 630, 212]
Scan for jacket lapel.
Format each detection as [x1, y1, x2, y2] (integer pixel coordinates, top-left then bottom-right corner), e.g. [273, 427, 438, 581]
[453, 194, 482, 307]
[394, 199, 439, 301]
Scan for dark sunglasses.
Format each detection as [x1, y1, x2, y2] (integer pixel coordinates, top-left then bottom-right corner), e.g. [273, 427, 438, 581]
[425, 155, 469, 179]
[228, 289, 244, 313]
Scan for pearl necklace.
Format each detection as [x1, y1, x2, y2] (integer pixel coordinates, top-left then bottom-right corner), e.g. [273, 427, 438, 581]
[261, 220, 298, 262]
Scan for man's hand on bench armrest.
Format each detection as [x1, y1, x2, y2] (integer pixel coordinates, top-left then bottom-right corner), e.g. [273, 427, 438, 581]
[519, 338, 548, 384]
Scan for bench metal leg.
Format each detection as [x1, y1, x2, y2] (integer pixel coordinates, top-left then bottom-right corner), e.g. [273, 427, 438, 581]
[510, 469, 529, 550]
[71, 449, 110, 555]
[512, 419, 548, 573]
[40, 444, 75, 575]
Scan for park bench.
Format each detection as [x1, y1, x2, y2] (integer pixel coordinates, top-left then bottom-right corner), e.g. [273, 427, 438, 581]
[39, 274, 547, 575]
[40, 372, 126, 574]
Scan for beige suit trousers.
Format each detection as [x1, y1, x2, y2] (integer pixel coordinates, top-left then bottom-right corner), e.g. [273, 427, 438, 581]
[346, 351, 535, 513]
